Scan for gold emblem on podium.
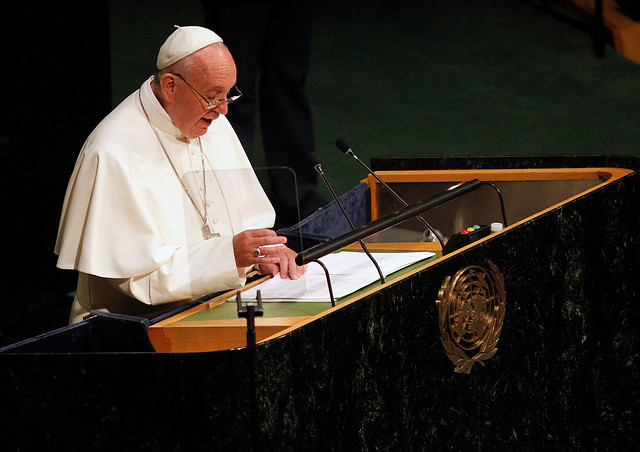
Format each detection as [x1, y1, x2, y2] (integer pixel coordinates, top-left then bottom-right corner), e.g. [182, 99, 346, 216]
[437, 261, 506, 374]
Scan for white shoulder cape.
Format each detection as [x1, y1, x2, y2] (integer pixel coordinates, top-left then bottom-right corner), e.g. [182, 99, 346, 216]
[55, 78, 275, 302]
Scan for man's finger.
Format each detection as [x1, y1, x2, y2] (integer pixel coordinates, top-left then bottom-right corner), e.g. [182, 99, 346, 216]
[257, 236, 287, 247]
[256, 243, 286, 256]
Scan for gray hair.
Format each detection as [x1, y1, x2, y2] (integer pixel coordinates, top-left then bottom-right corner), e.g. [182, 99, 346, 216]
[153, 41, 225, 85]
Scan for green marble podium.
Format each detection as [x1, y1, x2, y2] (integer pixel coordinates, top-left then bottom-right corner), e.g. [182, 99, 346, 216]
[2, 155, 639, 451]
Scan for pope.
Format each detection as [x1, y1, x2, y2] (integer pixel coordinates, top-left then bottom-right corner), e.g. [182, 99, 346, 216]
[55, 26, 307, 324]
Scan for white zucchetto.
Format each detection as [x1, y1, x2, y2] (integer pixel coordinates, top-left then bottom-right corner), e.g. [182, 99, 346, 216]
[156, 25, 224, 70]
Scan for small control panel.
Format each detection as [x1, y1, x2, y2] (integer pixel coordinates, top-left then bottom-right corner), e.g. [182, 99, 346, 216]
[443, 224, 490, 254]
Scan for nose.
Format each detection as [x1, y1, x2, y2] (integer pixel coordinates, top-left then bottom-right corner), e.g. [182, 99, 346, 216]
[211, 101, 229, 116]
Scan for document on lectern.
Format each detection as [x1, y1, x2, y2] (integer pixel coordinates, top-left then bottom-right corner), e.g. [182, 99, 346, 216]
[239, 250, 434, 302]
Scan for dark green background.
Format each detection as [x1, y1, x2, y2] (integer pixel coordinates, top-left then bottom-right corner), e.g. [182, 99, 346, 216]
[2, 0, 638, 346]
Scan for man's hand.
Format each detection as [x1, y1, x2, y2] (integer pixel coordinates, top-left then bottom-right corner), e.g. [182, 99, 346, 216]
[259, 245, 307, 280]
[232, 229, 307, 279]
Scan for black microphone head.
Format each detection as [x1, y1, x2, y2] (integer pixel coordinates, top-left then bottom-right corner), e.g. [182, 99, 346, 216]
[307, 152, 322, 168]
[335, 137, 352, 154]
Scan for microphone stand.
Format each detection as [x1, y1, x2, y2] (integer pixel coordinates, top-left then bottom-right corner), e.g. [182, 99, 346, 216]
[236, 290, 264, 451]
[481, 182, 509, 226]
[311, 258, 336, 307]
[335, 138, 447, 253]
[254, 165, 306, 250]
[296, 179, 482, 266]
[312, 157, 386, 284]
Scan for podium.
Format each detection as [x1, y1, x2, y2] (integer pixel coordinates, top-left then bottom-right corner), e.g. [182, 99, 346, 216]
[148, 165, 630, 353]
[2, 155, 640, 451]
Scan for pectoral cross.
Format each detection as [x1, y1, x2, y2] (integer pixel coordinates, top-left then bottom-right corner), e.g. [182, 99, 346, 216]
[202, 224, 220, 240]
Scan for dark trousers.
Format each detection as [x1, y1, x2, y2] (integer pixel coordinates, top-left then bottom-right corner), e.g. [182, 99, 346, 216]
[203, 0, 324, 226]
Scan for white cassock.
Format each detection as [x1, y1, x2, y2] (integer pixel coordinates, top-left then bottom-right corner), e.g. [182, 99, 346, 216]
[55, 78, 275, 324]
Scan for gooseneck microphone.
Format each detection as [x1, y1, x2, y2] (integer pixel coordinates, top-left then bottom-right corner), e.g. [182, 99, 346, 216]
[309, 152, 386, 284]
[335, 138, 447, 253]
[296, 179, 482, 266]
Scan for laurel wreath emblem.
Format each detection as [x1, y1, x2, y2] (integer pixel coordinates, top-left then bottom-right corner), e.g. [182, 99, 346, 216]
[436, 261, 506, 374]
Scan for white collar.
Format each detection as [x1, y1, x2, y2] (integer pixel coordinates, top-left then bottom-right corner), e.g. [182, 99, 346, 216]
[139, 76, 185, 139]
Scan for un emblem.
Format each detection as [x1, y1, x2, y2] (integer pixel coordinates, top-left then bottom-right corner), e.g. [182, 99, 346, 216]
[436, 261, 506, 374]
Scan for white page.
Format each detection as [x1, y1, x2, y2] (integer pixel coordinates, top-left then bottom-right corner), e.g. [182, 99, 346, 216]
[239, 251, 434, 302]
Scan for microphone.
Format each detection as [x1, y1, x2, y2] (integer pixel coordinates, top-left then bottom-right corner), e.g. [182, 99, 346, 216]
[296, 179, 482, 265]
[309, 152, 386, 284]
[335, 138, 447, 253]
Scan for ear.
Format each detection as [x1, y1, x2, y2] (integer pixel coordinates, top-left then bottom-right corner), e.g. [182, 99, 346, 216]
[159, 73, 178, 103]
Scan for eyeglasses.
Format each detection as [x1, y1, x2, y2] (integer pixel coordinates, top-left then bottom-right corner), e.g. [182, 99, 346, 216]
[172, 73, 242, 110]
